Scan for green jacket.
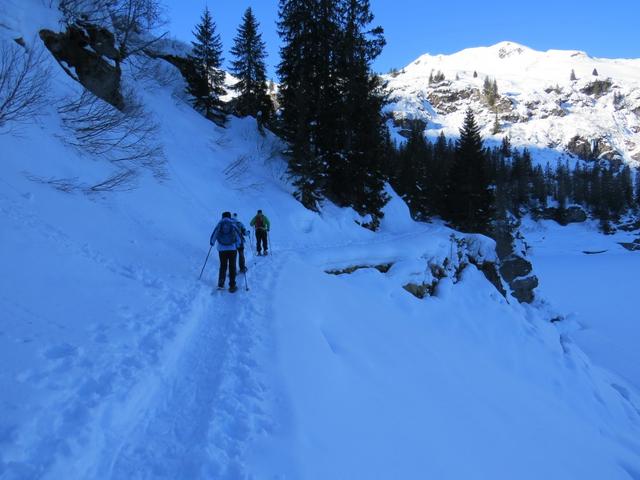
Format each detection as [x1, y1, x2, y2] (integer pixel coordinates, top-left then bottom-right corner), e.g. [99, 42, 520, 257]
[250, 213, 270, 231]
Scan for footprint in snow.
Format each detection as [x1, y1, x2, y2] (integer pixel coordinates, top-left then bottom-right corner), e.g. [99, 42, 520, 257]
[42, 343, 79, 360]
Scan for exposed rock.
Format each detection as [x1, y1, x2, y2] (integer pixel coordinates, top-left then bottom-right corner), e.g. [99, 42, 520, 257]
[391, 117, 427, 138]
[510, 275, 539, 303]
[566, 135, 594, 160]
[619, 241, 640, 252]
[479, 262, 507, 298]
[490, 222, 514, 260]
[564, 206, 588, 224]
[542, 106, 567, 118]
[40, 25, 124, 109]
[501, 111, 527, 123]
[80, 22, 119, 60]
[326, 263, 394, 275]
[427, 87, 474, 114]
[146, 51, 197, 86]
[499, 255, 532, 283]
[565, 134, 621, 162]
[403, 283, 431, 299]
[618, 220, 640, 232]
[540, 206, 587, 225]
[490, 220, 537, 303]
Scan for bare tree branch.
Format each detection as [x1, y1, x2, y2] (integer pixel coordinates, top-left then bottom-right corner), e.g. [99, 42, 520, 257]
[0, 39, 51, 132]
[57, 88, 166, 190]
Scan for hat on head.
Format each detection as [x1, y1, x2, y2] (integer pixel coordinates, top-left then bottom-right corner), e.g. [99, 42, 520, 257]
[222, 211, 231, 218]
[257, 209, 263, 214]
[233, 213, 238, 218]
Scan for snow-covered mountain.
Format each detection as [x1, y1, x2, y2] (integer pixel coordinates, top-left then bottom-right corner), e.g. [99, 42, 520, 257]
[1, 4, 640, 478]
[385, 41, 640, 165]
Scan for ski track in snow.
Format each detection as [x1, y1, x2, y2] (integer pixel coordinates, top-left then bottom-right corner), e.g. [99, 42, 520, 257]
[105, 255, 279, 480]
[0, 187, 279, 479]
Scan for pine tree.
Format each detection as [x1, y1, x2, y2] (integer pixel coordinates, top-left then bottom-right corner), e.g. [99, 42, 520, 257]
[620, 165, 634, 209]
[277, 0, 329, 209]
[531, 165, 547, 207]
[187, 7, 226, 123]
[501, 136, 511, 157]
[592, 68, 599, 76]
[429, 131, 452, 216]
[445, 109, 494, 233]
[483, 76, 499, 108]
[570, 69, 577, 81]
[278, 0, 389, 220]
[491, 113, 500, 134]
[230, 8, 273, 123]
[329, 0, 389, 221]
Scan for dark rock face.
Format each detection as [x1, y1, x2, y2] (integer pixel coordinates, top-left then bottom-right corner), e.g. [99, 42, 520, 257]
[619, 242, 640, 251]
[566, 135, 594, 160]
[499, 256, 532, 283]
[540, 206, 587, 225]
[479, 262, 507, 298]
[510, 276, 539, 303]
[491, 221, 538, 304]
[427, 87, 473, 114]
[145, 51, 197, 86]
[565, 206, 588, 223]
[391, 118, 427, 139]
[403, 283, 431, 299]
[40, 25, 124, 110]
[566, 135, 621, 161]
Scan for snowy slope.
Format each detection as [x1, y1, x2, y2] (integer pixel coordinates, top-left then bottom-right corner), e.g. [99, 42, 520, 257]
[1, 7, 640, 479]
[385, 41, 640, 164]
[524, 218, 640, 389]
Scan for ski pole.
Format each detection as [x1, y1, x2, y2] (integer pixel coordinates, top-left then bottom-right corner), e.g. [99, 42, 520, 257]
[199, 245, 213, 280]
[243, 267, 249, 291]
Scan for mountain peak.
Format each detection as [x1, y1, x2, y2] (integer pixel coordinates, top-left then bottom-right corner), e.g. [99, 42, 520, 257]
[487, 41, 532, 58]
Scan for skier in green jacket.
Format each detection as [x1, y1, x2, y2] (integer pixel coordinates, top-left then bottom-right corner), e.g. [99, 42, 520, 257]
[250, 209, 270, 255]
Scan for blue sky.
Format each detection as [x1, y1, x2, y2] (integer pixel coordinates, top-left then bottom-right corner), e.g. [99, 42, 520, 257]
[161, 0, 640, 79]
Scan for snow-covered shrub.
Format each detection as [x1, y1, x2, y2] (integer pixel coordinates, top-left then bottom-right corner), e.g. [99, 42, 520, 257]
[0, 40, 50, 132]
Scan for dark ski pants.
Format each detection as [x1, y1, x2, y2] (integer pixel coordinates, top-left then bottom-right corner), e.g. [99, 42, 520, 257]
[237, 246, 246, 271]
[218, 250, 237, 288]
[256, 229, 268, 254]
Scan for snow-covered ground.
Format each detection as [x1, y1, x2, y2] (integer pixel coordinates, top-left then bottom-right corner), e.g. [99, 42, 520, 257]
[525, 219, 640, 390]
[1, 5, 640, 478]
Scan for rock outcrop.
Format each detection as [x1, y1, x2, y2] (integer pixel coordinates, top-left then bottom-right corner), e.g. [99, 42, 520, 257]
[492, 220, 538, 303]
[40, 23, 124, 109]
[539, 206, 588, 225]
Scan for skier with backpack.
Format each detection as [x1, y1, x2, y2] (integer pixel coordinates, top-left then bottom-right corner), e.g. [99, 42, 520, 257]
[232, 213, 248, 273]
[210, 211, 241, 292]
[250, 209, 270, 256]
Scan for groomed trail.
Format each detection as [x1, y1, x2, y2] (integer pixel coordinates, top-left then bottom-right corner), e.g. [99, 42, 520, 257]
[100, 253, 283, 479]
